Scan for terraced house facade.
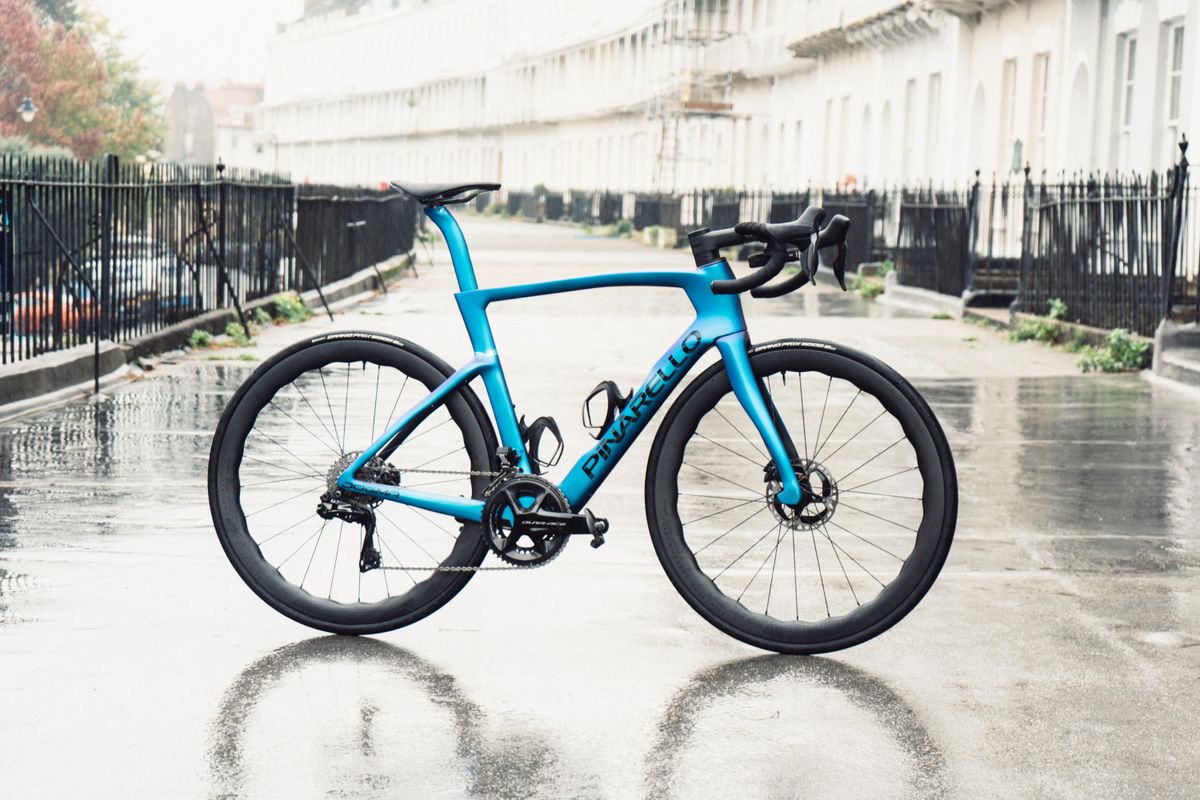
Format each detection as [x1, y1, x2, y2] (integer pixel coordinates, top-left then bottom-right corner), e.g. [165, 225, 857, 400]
[256, 0, 1199, 190]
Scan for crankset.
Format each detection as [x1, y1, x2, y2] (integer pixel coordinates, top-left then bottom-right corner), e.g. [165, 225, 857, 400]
[482, 474, 609, 566]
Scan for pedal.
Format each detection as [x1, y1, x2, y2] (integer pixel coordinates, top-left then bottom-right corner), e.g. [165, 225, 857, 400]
[518, 415, 564, 474]
[582, 380, 631, 440]
[586, 510, 609, 548]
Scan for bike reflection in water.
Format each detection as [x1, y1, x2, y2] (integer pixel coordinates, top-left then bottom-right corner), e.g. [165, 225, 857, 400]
[644, 656, 950, 800]
[206, 637, 579, 799]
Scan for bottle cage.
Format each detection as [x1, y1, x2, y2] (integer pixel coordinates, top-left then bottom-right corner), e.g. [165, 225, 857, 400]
[582, 380, 631, 441]
[519, 415, 564, 473]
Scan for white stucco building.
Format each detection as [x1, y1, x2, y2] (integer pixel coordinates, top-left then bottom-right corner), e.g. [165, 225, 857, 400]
[257, 0, 1199, 190]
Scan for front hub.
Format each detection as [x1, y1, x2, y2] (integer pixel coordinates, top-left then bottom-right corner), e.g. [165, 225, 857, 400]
[765, 458, 839, 530]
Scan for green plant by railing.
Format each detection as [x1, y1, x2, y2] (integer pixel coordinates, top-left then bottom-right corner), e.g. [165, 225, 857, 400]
[1010, 298, 1067, 344]
[225, 322, 253, 347]
[273, 292, 313, 324]
[850, 273, 884, 300]
[1075, 329, 1151, 373]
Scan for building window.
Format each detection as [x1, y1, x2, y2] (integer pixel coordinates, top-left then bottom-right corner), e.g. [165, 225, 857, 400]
[999, 58, 1018, 172]
[925, 73, 942, 177]
[1117, 33, 1137, 167]
[1029, 53, 1050, 170]
[1165, 21, 1185, 149]
[901, 78, 917, 179]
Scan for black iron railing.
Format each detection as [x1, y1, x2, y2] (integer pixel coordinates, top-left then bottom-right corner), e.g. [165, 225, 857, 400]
[1, 155, 417, 370]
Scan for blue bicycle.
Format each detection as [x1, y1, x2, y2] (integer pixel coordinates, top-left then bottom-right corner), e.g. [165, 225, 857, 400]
[208, 181, 957, 654]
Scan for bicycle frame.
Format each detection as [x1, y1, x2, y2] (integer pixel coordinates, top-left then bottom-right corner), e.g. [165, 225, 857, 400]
[338, 205, 803, 522]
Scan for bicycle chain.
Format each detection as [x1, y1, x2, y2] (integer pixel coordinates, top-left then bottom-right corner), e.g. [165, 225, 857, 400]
[374, 464, 533, 573]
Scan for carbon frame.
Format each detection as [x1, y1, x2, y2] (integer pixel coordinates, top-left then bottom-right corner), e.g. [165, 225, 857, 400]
[338, 204, 803, 523]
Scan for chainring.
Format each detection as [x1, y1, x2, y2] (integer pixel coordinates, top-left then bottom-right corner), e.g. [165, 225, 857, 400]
[481, 474, 570, 566]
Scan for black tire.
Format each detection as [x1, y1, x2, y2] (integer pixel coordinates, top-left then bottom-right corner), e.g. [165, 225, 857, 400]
[645, 339, 956, 654]
[208, 331, 498, 635]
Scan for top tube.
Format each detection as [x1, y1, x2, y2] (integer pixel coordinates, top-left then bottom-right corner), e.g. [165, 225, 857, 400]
[425, 205, 479, 291]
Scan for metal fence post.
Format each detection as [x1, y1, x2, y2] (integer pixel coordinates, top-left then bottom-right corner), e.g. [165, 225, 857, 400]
[966, 169, 981, 294]
[97, 153, 117, 394]
[1165, 135, 1189, 320]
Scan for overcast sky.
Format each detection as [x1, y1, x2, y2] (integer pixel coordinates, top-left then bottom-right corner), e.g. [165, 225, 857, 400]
[85, 0, 305, 90]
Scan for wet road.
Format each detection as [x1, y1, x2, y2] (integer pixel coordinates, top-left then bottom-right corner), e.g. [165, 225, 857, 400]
[1, 217, 1198, 798]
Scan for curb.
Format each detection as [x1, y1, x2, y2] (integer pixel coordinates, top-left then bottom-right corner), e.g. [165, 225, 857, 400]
[875, 274, 965, 317]
[0, 255, 412, 422]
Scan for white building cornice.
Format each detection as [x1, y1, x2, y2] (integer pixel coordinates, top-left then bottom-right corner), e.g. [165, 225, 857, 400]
[789, 2, 947, 58]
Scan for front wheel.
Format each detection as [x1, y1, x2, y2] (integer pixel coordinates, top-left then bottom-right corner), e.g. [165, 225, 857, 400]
[646, 340, 956, 654]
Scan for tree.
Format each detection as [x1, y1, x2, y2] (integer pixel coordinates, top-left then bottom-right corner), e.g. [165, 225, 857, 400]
[33, 0, 79, 28]
[0, 0, 162, 160]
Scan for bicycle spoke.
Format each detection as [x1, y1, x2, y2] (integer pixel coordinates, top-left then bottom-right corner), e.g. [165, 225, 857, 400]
[251, 426, 326, 478]
[679, 491, 759, 501]
[682, 496, 763, 526]
[328, 521, 344, 599]
[693, 430, 764, 467]
[293, 381, 341, 455]
[712, 518, 778, 580]
[810, 526, 830, 617]
[241, 473, 323, 489]
[838, 437, 908, 483]
[299, 519, 329, 589]
[408, 505, 461, 540]
[819, 524, 887, 587]
[842, 465, 919, 493]
[826, 518, 906, 562]
[267, 399, 341, 457]
[818, 406, 883, 464]
[278, 521, 326, 570]
[838, 500, 919, 534]
[377, 508, 442, 564]
[738, 521, 784, 604]
[342, 363, 351, 453]
[812, 389, 863, 462]
[791, 525, 799, 620]
[813, 376, 831, 452]
[244, 484, 324, 518]
[374, 526, 418, 587]
[411, 445, 466, 471]
[380, 375, 410, 435]
[824, 523, 860, 607]
[764, 523, 786, 614]
[317, 367, 342, 453]
[840, 488, 922, 501]
[370, 364, 381, 442]
[713, 406, 768, 459]
[797, 371, 809, 460]
[256, 513, 317, 547]
[692, 505, 769, 556]
[682, 461, 763, 497]
[242, 454, 322, 480]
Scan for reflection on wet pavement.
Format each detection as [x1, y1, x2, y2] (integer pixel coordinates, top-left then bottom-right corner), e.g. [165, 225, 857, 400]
[645, 656, 949, 800]
[209, 637, 572, 799]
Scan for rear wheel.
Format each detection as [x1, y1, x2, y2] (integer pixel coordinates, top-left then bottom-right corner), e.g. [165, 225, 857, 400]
[208, 332, 498, 634]
[646, 340, 956, 654]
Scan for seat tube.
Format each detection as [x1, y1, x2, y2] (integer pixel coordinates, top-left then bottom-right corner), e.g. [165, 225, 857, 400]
[425, 205, 478, 291]
[715, 332, 803, 505]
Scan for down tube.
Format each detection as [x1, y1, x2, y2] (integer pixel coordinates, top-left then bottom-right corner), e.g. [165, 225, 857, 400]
[559, 327, 709, 510]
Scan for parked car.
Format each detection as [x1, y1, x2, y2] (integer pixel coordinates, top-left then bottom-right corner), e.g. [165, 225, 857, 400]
[11, 285, 96, 338]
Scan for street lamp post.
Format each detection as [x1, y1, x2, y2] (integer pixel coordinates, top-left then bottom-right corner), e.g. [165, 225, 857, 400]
[17, 96, 38, 124]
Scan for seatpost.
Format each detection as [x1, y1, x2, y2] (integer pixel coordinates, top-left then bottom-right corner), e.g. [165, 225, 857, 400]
[424, 205, 479, 291]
